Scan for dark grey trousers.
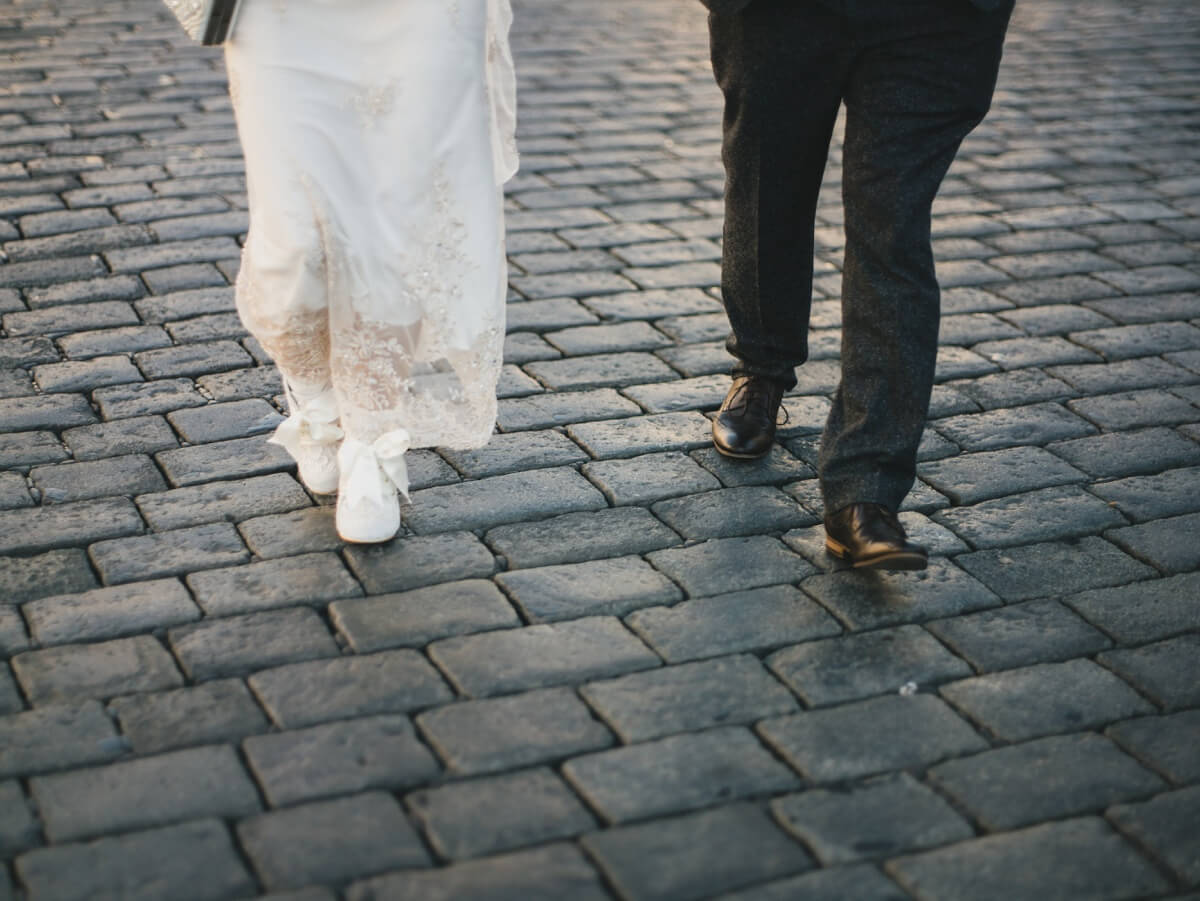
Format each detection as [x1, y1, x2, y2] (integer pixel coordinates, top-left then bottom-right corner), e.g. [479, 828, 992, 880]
[709, 0, 1012, 514]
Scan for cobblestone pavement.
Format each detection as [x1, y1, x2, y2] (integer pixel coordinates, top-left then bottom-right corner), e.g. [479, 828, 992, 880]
[1, 0, 1199, 898]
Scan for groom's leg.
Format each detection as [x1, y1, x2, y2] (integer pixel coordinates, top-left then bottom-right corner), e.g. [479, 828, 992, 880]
[818, 0, 1012, 514]
[709, 0, 848, 389]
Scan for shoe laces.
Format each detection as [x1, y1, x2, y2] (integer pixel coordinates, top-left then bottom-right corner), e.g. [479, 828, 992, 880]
[728, 379, 788, 425]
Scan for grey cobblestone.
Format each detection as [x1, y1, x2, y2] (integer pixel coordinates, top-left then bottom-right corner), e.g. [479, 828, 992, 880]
[497, 555, 681, 623]
[1107, 711, 1200, 787]
[941, 659, 1154, 743]
[1048, 425, 1200, 479]
[496, 387, 640, 431]
[23, 577, 199, 646]
[186, 552, 360, 616]
[487, 505, 679, 569]
[439, 429, 587, 479]
[1098, 634, 1200, 712]
[109, 679, 270, 755]
[409, 767, 595, 860]
[341, 531, 496, 594]
[0, 547, 97, 607]
[565, 726, 799, 824]
[14, 634, 182, 705]
[136, 471, 310, 531]
[30, 744, 261, 842]
[919, 446, 1086, 505]
[89, 521, 249, 585]
[0, 780, 39, 858]
[32, 454, 166, 505]
[886, 817, 1170, 901]
[238, 792, 430, 891]
[1109, 786, 1200, 885]
[169, 607, 339, 681]
[0, 430, 70, 469]
[583, 803, 813, 901]
[582, 450, 722, 505]
[244, 714, 439, 807]
[648, 535, 814, 598]
[1065, 571, 1200, 644]
[772, 773, 973, 866]
[155, 434, 293, 486]
[0, 496, 145, 556]
[15, 819, 256, 901]
[430, 616, 659, 698]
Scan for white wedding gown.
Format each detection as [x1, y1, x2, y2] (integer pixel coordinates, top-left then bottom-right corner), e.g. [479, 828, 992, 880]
[222, 0, 517, 500]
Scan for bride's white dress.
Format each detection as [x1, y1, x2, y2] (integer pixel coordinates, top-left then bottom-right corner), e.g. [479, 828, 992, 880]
[221, 0, 517, 500]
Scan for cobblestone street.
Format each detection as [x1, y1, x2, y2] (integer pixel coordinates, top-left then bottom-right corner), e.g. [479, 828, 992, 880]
[1, 0, 1199, 898]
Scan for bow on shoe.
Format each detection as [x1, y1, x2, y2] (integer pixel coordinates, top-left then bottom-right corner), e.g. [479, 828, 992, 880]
[268, 389, 344, 457]
[339, 428, 412, 506]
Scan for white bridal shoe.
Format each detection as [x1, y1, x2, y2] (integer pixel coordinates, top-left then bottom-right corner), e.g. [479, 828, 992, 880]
[335, 429, 412, 544]
[270, 384, 343, 495]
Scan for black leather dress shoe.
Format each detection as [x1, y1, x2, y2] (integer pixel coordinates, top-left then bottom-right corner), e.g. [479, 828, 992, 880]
[824, 503, 929, 570]
[712, 375, 785, 459]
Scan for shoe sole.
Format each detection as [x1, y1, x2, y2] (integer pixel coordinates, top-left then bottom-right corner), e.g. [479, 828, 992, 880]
[712, 441, 772, 460]
[825, 538, 929, 571]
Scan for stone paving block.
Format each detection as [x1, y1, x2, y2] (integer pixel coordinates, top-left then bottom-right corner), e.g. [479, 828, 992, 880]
[582, 450, 722, 505]
[347, 842, 610, 901]
[1070, 388, 1200, 432]
[249, 649, 452, 729]
[581, 654, 797, 743]
[416, 686, 613, 776]
[932, 401, 1096, 451]
[1098, 634, 1200, 711]
[486, 505, 679, 569]
[136, 472, 310, 531]
[0, 336, 59, 370]
[92, 377, 207, 419]
[995, 302, 1112, 335]
[941, 658, 1153, 743]
[31, 454, 166, 505]
[110, 679, 269, 755]
[237, 505, 341, 558]
[0, 780, 39, 858]
[169, 607, 339, 681]
[0, 470, 31, 509]
[62, 414, 179, 461]
[582, 802, 813, 901]
[953, 536, 1155, 602]
[1048, 426, 1200, 479]
[0, 664, 21, 715]
[568, 411, 713, 459]
[626, 584, 841, 663]
[155, 434, 293, 486]
[886, 817, 1170, 901]
[798, 558, 1000, 630]
[651, 485, 814, 540]
[342, 530, 496, 594]
[239, 792, 430, 891]
[430, 616, 659, 698]
[543, 320, 670, 355]
[15, 818, 256, 901]
[166, 397, 283, 443]
[33, 354, 143, 392]
[0, 700, 124, 780]
[187, 552, 360, 616]
[621, 373, 729, 414]
[1090, 466, 1200, 522]
[14, 633, 182, 705]
[772, 773, 974, 866]
[197, 364, 284, 402]
[331, 580, 519, 652]
[244, 714, 440, 807]
[1071, 321, 1200, 361]
[647, 535, 814, 598]
[565, 726, 798, 824]
[768, 625, 972, 708]
[439, 429, 587, 478]
[1108, 711, 1200, 787]
[404, 466, 606, 534]
[59, 325, 173, 360]
[524, 351, 674, 391]
[23, 577, 199, 646]
[929, 732, 1165, 832]
[1107, 511, 1200, 573]
[927, 596, 1113, 672]
[0, 430, 70, 470]
[0, 393, 96, 434]
[691, 444, 816, 488]
[1108, 786, 1200, 885]
[933, 485, 1129, 549]
[0, 606, 29, 657]
[759, 694, 988, 782]
[496, 387, 640, 431]
[918, 446, 1086, 505]
[504, 297, 599, 331]
[30, 744, 261, 842]
[408, 767, 595, 860]
[497, 555, 682, 623]
[3, 300, 138, 338]
[1065, 572, 1200, 644]
[89, 521, 249, 585]
[716, 862, 910, 901]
